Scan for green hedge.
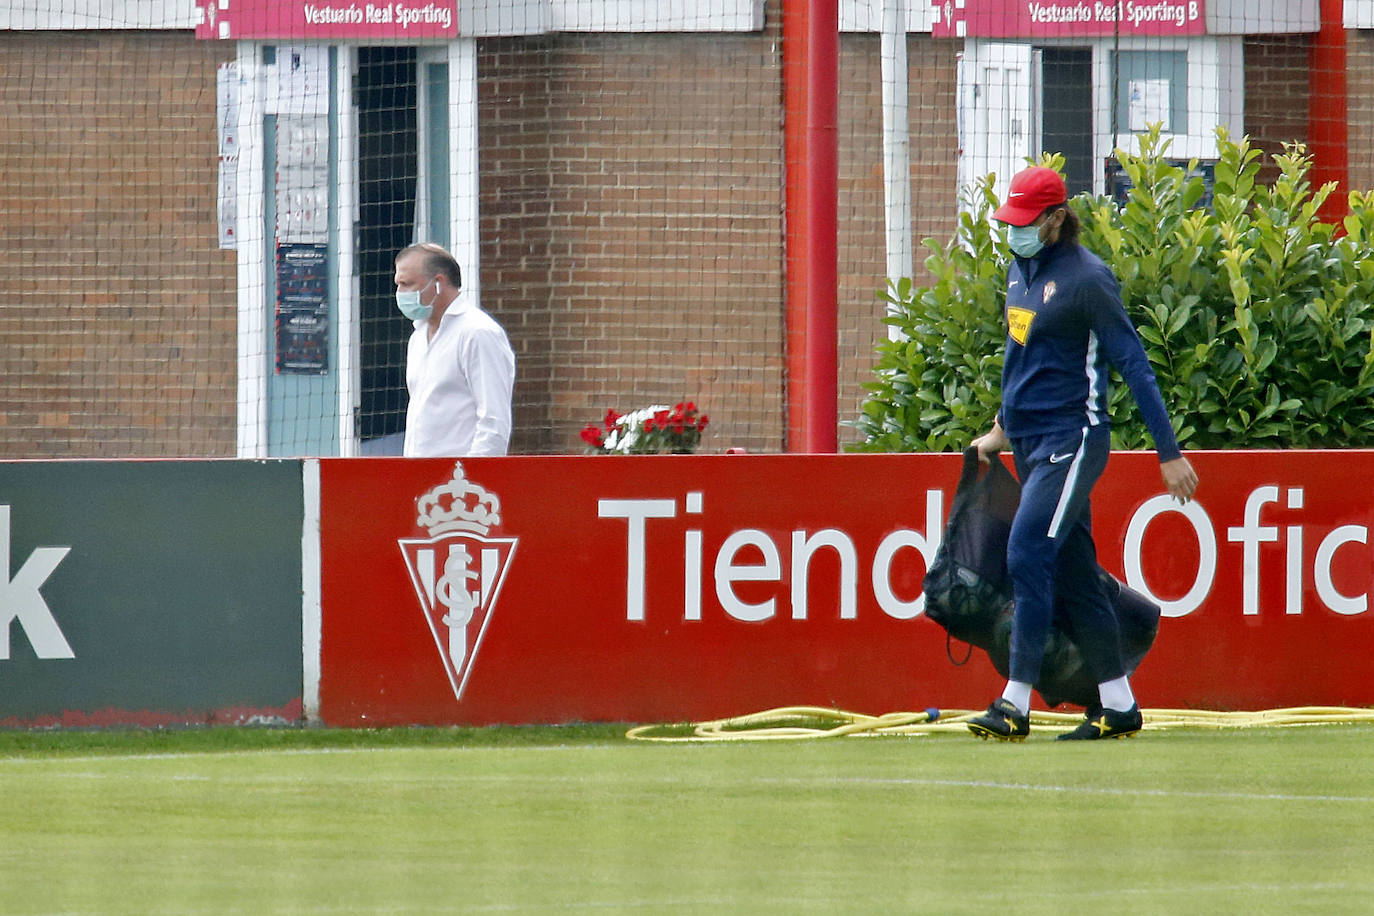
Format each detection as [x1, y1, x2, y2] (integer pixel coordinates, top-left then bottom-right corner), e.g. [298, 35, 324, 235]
[853, 127, 1374, 453]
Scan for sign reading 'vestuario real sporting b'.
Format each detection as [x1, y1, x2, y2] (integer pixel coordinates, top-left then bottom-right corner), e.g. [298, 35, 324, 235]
[932, 0, 1206, 38]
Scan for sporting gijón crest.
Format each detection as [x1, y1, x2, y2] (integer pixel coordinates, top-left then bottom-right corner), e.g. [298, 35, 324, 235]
[399, 462, 517, 704]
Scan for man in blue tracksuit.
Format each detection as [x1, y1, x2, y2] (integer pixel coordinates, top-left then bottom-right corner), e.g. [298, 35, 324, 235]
[967, 167, 1199, 742]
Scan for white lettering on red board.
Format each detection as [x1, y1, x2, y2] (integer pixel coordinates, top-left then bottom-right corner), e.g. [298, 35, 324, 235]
[302, 3, 454, 30]
[1126, 486, 1371, 618]
[599, 485, 1372, 622]
[598, 491, 942, 623]
[1025, 2, 1200, 29]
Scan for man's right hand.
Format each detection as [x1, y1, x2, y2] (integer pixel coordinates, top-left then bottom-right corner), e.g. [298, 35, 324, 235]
[971, 419, 1008, 464]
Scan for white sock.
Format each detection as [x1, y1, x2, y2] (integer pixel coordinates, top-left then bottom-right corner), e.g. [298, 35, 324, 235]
[1000, 681, 1032, 716]
[1098, 676, 1136, 712]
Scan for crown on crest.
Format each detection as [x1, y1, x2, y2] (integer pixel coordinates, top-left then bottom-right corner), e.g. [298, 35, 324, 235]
[416, 461, 502, 536]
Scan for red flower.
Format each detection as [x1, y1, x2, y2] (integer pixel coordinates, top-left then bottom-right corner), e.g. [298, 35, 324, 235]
[698, 414, 710, 430]
[585, 403, 708, 454]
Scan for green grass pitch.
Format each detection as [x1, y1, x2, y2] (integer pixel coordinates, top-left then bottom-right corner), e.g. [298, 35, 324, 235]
[0, 723, 1370, 914]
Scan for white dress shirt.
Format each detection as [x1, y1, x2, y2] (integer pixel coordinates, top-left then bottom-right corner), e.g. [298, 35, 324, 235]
[403, 293, 515, 457]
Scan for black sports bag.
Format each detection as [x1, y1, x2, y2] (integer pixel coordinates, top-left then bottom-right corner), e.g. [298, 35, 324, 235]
[922, 447, 1161, 708]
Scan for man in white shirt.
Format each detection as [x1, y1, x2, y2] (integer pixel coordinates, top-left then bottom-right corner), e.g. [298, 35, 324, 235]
[393, 242, 515, 457]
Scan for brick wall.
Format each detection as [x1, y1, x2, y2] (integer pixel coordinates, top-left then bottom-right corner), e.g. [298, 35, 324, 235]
[0, 21, 954, 459]
[0, 32, 237, 458]
[478, 20, 959, 455]
[1346, 31, 1374, 193]
[1243, 34, 1311, 185]
[476, 36, 559, 455]
[0, 20, 1358, 458]
[480, 28, 789, 454]
[837, 34, 959, 449]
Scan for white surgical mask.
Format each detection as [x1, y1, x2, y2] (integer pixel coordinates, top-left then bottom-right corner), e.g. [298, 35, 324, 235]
[1006, 224, 1045, 258]
[395, 280, 437, 320]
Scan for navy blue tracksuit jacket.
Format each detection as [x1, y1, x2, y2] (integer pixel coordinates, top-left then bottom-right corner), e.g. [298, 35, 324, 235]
[997, 240, 1179, 688]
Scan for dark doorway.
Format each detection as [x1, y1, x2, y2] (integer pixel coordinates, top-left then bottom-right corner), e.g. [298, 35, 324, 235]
[1040, 48, 1094, 198]
[356, 47, 418, 443]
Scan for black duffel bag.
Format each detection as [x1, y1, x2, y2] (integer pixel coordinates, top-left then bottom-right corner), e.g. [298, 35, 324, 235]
[922, 448, 1161, 708]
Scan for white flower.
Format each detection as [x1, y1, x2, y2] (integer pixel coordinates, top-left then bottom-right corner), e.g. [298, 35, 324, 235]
[606, 405, 668, 453]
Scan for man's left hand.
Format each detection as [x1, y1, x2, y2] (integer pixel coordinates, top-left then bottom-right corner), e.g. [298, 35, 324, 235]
[1161, 456, 1198, 504]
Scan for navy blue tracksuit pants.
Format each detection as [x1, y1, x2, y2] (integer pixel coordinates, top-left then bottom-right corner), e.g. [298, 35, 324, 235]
[1006, 423, 1125, 686]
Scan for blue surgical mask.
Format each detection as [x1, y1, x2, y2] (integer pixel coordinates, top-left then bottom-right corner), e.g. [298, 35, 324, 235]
[1006, 224, 1045, 258]
[395, 280, 437, 320]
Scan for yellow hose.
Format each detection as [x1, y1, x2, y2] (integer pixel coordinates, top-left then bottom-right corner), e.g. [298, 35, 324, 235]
[625, 705, 1374, 742]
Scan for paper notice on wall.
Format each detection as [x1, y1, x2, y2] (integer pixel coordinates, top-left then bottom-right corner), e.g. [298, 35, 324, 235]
[218, 160, 238, 249]
[216, 61, 240, 250]
[276, 114, 329, 244]
[1129, 78, 1171, 132]
[278, 115, 327, 168]
[276, 242, 331, 375]
[217, 61, 240, 156]
[272, 44, 329, 116]
[276, 167, 329, 245]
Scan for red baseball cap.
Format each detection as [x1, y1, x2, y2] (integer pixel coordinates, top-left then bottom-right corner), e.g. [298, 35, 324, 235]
[993, 167, 1068, 226]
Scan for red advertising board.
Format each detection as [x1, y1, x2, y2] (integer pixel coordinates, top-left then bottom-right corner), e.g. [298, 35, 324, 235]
[195, 0, 457, 40]
[318, 452, 1373, 727]
[932, 0, 1206, 38]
